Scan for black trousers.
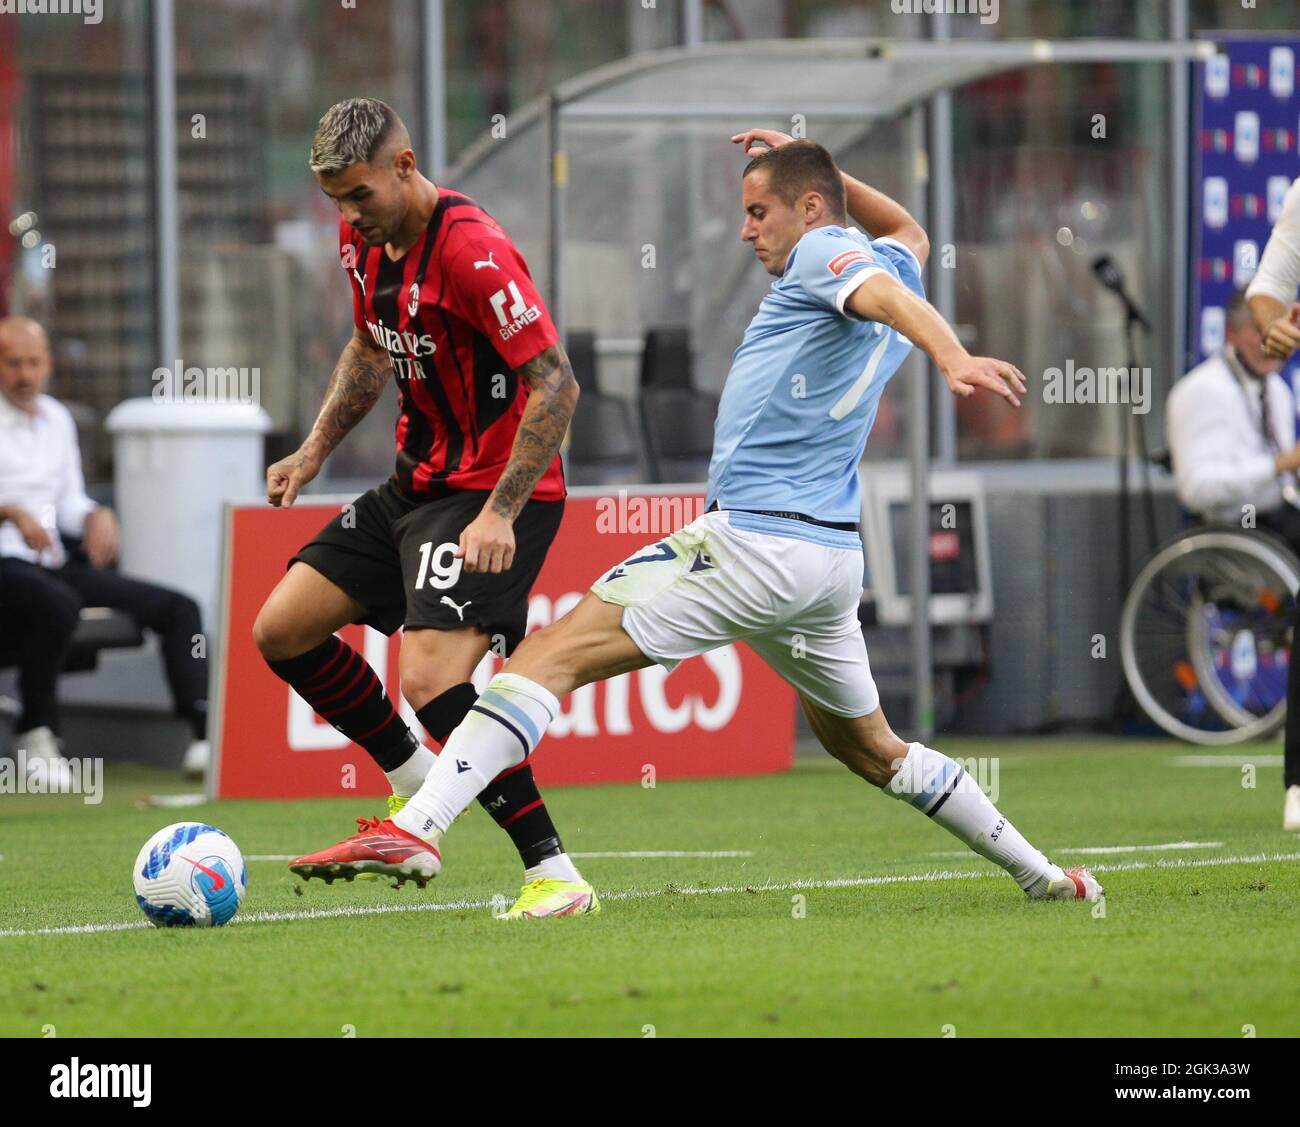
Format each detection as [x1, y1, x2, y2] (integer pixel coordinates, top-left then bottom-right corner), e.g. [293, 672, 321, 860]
[0, 555, 208, 739]
[1255, 509, 1300, 788]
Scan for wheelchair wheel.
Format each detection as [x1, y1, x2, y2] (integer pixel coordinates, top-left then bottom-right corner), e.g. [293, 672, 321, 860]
[1120, 527, 1298, 745]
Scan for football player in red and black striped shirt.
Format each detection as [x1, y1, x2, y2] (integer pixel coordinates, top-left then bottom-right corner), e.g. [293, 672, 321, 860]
[254, 98, 596, 917]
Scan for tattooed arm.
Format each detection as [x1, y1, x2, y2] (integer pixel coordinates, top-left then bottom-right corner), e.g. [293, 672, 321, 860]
[457, 342, 580, 573]
[305, 330, 393, 457]
[490, 344, 580, 521]
[266, 329, 392, 507]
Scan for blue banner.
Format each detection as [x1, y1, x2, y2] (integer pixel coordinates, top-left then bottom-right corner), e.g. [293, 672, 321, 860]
[1192, 35, 1300, 389]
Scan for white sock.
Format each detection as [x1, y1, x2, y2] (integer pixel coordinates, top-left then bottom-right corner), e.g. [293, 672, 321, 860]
[887, 742, 1063, 896]
[394, 673, 559, 842]
[384, 742, 437, 798]
[525, 853, 582, 884]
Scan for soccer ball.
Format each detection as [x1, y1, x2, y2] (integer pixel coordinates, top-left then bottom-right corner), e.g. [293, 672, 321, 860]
[132, 822, 247, 927]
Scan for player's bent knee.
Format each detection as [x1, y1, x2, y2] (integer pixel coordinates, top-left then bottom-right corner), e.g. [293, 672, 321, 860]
[251, 611, 280, 661]
[399, 670, 444, 713]
[252, 602, 307, 663]
[416, 682, 478, 743]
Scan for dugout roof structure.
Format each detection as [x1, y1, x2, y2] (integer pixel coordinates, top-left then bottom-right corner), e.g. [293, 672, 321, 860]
[448, 37, 1216, 734]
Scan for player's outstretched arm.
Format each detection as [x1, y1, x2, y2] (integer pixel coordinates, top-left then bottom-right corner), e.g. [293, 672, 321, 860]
[266, 328, 392, 507]
[847, 272, 1025, 407]
[731, 127, 929, 267]
[836, 173, 928, 268]
[456, 343, 580, 574]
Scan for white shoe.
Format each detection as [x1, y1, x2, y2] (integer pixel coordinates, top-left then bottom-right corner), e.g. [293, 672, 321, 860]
[1040, 865, 1105, 902]
[181, 739, 210, 780]
[1284, 785, 1300, 832]
[15, 727, 74, 792]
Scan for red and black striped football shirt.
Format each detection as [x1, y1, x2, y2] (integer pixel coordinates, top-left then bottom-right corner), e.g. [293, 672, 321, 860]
[340, 191, 566, 501]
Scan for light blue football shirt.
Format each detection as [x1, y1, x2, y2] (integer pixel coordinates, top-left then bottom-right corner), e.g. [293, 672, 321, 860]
[706, 224, 925, 527]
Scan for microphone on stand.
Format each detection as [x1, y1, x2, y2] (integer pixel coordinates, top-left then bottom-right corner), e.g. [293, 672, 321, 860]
[1092, 255, 1152, 332]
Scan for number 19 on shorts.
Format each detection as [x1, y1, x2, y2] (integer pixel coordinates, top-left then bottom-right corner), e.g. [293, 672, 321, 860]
[414, 540, 463, 590]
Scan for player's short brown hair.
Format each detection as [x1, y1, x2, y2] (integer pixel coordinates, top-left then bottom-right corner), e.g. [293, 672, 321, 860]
[743, 140, 847, 223]
[309, 98, 411, 174]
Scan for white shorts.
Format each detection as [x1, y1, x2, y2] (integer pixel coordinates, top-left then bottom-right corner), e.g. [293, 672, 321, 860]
[590, 509, 879, 718]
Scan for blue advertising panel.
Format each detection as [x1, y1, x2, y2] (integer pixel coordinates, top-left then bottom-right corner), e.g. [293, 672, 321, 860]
[1192, 35, 1300, 390]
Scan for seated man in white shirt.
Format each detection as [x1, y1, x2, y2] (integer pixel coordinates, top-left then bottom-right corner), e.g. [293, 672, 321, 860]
[0, 507, 82, 781]
[0, 316, 209, 781]
[1167, 290, 1300, 547]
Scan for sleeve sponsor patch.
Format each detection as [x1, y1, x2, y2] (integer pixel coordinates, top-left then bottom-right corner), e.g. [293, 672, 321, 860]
[826, 248, 874, 277]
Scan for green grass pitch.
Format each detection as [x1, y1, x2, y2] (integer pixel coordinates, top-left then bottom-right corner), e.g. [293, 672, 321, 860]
[1, 738, 1297, 1037]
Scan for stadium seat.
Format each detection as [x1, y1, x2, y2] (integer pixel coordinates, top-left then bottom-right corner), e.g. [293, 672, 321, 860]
[564, 329, 598, 391]
[562, 328, 650, 484]
[567, 393, 646, 485]
[635, 326, 716, 481]
[639, 326, 694, 389]
[639, 384, 719, 483]
[0, 605, 145, 676]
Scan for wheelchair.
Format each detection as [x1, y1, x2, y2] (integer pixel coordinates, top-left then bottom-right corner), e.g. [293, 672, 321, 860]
[1119, 469, 1300, 745]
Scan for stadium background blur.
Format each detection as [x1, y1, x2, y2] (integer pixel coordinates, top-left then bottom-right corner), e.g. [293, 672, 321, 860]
[2, 0, 1298, 767]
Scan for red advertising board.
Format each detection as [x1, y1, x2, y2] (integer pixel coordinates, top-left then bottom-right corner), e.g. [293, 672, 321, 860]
[212, 489, 795, 798]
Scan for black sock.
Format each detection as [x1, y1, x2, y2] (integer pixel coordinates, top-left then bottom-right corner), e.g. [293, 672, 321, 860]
[1286, 601, 1300, 789]
[476, 761, 565, 868]
[186, 700, 208, 741]
[266, 636, 413, 769]
[416, 683, 565, 868]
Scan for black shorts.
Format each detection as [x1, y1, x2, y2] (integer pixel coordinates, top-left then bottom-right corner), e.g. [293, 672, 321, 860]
[292, 481, 564, 652]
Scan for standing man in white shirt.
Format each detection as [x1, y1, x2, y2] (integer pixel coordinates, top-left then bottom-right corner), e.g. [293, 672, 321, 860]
[0, 316, 210, 781]
[1244, 174, 1300, 831]
[1248, 176, 1300, 363]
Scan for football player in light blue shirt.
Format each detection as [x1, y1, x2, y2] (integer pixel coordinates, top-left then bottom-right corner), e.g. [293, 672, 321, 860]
[709, 128, 1022, 532]
[707, 192, 926, 525]
[302, 131, 1103, 907]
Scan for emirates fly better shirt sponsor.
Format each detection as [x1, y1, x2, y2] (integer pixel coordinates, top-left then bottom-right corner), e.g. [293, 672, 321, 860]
[340, 191, 565, 499]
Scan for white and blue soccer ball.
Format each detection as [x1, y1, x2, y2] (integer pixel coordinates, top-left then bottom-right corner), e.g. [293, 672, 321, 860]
[132, 822, 247, 927]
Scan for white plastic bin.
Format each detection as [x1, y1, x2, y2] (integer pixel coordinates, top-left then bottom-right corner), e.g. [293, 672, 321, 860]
[105, 399, 271, 633]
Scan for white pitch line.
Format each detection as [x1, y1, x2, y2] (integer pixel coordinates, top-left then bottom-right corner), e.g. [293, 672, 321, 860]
[1059, 841, 1225, 855]
[571, 850, 754, 859]
[1091, 851, 1300, 872]
[0, 896, 496, 938]
[929, 840, 1225, 858]
[2, 851, 1297, 940]
[245, 849, 755, 862]
[1173, 755, 1284, 767]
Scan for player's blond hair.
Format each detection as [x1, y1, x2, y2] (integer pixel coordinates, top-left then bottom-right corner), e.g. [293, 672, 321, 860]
[309, 98, 411, 174]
